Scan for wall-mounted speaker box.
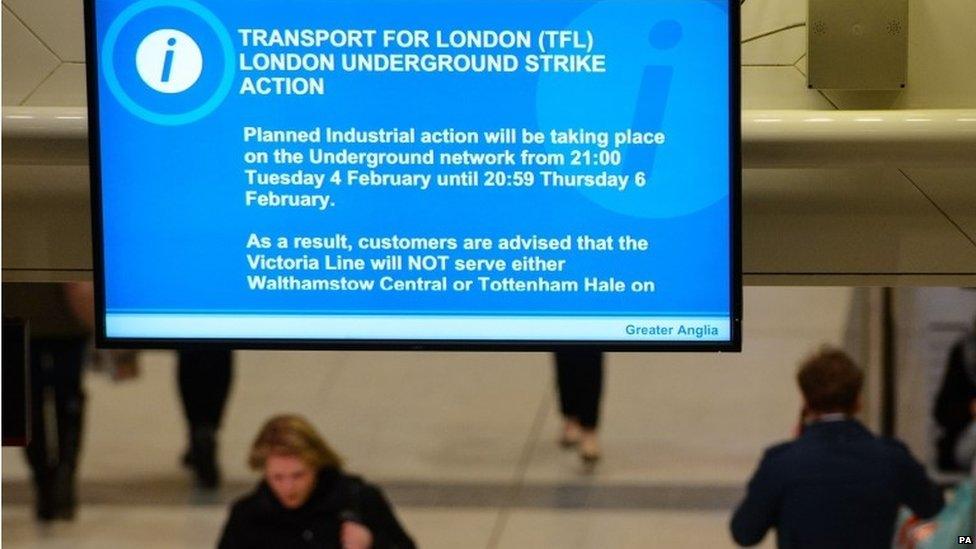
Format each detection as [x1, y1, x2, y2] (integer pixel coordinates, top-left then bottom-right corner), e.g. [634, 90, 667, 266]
[808, 0, 909, 90]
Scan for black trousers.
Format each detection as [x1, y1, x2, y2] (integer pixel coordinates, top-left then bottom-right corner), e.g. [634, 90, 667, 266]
[177, 349, 233, 430]
[554, 350, 604, 429]
[25, 337, 86, 508]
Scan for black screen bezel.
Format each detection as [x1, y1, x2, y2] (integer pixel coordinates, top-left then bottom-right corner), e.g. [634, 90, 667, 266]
[84, 0, 742, 352]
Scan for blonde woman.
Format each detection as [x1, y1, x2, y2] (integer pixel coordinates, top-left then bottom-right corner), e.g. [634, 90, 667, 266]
[218, 415, 415, 549]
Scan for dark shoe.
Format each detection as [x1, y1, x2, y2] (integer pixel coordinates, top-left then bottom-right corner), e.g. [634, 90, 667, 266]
[35, 477, 56, 522]
[50, 398, 82, 520]
[36, 506, 56, 522]
[34, 467, 77, 521]
[51, 501, 76, 521]
[49, 467, 77, 520]
[188, 427, 220, 489]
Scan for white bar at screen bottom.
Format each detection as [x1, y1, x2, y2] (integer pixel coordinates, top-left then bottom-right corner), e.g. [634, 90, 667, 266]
[106, 314, 731, 342]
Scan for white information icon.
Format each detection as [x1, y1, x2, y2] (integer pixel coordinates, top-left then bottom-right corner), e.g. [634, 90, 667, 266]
[135, 29, 203, 94]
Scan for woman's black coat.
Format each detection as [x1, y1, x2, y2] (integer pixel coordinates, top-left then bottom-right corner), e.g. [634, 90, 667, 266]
[218, 468, 416, 549]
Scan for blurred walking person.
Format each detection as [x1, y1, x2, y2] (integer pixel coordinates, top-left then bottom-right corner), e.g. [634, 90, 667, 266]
[934, 314, 976, 471]
[3, 282, 134, 520]
[731, 348, 943, 548]
[554, 349, 604, 464]
[177, 348, 233, 488]
[219, 414, 415, 549]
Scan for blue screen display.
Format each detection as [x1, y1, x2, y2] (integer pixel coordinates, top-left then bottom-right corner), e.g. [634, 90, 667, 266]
[90, 0, 739, 347]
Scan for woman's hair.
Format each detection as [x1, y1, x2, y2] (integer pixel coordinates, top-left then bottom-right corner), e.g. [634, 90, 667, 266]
[248, 414, 344, 471]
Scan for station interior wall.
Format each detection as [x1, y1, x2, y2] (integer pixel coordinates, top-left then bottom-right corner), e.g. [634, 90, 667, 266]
[3, 0, 976, 494]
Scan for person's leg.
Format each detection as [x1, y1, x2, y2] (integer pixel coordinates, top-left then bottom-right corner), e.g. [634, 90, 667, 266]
[25, 338, 85, 520]
[50, 340, 86, 518]
[25, 340, 56, 520]
[954, 420, 976, 470]
[177, 349, 233, 488]
[554, 351, 583, 446]
[573, 350, 604, 431]
[563, 350, 604, 463]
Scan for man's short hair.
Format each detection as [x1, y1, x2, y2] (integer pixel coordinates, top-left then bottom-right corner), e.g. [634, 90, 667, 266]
[797, 348, 864, 414]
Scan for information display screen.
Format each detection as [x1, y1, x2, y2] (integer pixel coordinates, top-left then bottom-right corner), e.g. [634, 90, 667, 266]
[87, 0, 741, 350]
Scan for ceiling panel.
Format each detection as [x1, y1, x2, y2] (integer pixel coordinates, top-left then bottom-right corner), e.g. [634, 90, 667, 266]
[23, 63, 87, 107]
[742, 67, 834, 109]
[901, 168, 976, 246]
[794, 54, 808, 77]
[1, 164, 93, 276]
[742, 26, 806, 66]
[4, 0, 85, 62]
[896, 0, 976, 108]
[1, 6, 60, 106]
[743, 168, 976, 276]
[741, 0, 807, 42]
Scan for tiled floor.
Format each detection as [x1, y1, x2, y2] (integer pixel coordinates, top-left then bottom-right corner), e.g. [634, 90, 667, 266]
[2, 287, 852, 548]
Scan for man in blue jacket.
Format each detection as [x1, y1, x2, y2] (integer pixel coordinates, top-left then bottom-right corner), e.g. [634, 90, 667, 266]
[730, 348, 944, 548]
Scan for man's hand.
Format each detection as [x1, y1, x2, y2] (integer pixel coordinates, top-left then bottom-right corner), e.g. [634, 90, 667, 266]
[340, 521, 373, 549]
